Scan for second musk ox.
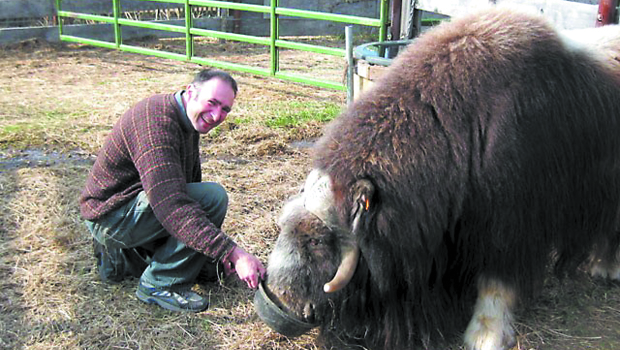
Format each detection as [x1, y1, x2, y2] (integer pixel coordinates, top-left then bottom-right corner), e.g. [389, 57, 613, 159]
[255, 7, 620, 350]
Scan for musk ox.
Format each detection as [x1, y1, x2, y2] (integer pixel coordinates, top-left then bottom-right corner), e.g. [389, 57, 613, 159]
[255, 7, 620, 350]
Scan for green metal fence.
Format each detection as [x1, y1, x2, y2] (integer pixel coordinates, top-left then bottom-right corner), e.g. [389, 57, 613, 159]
[55, 0, 389, 91]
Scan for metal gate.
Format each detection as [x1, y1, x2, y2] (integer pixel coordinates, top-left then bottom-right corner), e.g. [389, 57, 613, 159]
[55, 0, 390, 91]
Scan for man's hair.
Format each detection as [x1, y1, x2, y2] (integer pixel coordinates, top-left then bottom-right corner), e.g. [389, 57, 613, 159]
[192, 69, 238, 96]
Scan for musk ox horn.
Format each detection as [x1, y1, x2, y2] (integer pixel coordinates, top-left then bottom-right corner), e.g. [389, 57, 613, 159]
[323, 244, 360, 293]
[303, 169, 338, 227]
[302, 169, 362, 293]
[322, 179, 374, 293]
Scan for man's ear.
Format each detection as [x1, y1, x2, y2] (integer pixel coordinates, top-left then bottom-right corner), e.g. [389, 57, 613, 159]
[185, 84, 195, 99]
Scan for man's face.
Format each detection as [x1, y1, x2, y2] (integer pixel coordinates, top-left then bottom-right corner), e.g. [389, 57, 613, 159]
[185, 78, 235, 134]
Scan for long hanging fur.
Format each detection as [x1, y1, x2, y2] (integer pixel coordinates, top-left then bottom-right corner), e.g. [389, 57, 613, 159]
[311, 8, 620, 349]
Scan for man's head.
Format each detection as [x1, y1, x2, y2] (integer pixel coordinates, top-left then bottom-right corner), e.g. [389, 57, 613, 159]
[184, 69, 238, 134]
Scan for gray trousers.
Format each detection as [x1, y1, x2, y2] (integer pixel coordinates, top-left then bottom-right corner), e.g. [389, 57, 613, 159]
[85, 182, 228, 288]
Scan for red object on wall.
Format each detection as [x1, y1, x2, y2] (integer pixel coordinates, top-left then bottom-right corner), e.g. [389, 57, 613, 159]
[596, 0, 619, 27]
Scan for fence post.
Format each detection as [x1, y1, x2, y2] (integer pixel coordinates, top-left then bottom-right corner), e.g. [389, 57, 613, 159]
[346, 25, 354, 105]
[379, 0, 389, 42]
[185, 0, 193, 60]
[270, 0, 279, 75]
[55, 0, 64, 37]
[112, 0, 121, 48]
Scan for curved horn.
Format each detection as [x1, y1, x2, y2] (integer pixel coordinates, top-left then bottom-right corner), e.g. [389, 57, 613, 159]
[323, 244, 360, 293]
[322, 179, 373, 293]
[303, 170, 361, 293]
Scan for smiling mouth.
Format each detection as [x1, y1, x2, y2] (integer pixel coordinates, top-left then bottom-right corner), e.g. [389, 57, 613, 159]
[200, 114, 214, 125]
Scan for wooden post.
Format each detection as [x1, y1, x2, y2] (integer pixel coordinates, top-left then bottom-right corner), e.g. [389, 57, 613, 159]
[596, 0, 618, 27]
[390, 0, 402, 40]
[231, 0, 241, 34]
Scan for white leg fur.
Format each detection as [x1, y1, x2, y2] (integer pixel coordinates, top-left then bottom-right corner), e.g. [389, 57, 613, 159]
[464, 278, 517, 350]
[589, 242, 620, 281]
[590, 259, 620, 281]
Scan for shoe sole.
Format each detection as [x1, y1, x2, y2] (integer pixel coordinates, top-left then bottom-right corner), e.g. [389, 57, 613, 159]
[136, 288, 208, 313]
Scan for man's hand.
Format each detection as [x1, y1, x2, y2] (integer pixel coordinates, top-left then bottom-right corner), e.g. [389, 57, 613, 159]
[224, 246, 266, 289]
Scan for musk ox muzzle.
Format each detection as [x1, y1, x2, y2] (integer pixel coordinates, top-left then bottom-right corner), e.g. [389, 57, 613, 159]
[253, 281, 318, 337]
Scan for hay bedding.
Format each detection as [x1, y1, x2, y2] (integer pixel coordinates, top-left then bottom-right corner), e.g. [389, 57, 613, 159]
[0, 37, 619, 350]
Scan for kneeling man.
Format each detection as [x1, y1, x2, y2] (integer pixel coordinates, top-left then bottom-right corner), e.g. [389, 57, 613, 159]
[80, 69, 265, 312]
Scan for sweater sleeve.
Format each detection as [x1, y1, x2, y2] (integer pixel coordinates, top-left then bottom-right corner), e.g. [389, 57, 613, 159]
[122, 97, 236, 260]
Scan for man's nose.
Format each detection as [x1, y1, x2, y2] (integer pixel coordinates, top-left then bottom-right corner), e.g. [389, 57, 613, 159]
[212, 106, 227, 122]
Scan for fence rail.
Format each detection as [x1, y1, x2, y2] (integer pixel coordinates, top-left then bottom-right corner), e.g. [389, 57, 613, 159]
[0, 0, 191, 21]
[55, 0, 389, 91]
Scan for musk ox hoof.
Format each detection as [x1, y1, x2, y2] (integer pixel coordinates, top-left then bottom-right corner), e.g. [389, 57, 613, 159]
[590, 262, 620, 281]
[464, 279, 517, 350]
[463, 317, 516, 350]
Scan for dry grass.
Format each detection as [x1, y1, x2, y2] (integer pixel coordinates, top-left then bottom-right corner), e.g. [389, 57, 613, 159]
[0, 36, 619, 350]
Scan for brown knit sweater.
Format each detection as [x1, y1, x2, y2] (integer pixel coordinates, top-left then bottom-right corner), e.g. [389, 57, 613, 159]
[80, 92, 236, 260]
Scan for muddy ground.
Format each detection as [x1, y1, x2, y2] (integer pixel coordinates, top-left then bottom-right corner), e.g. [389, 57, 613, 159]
[0, 36, 619, 350]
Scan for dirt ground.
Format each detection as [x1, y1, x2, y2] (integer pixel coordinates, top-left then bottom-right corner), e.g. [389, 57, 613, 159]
[1, 36, 619, 350]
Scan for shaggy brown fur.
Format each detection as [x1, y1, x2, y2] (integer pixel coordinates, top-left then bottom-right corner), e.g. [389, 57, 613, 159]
[265, 8, 620, 350]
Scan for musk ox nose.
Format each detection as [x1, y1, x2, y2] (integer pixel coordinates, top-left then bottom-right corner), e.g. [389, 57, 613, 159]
[254, 281, 318, 337]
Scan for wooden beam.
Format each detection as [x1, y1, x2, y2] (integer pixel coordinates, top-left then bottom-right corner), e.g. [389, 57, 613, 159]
[412, 0, 599, 30]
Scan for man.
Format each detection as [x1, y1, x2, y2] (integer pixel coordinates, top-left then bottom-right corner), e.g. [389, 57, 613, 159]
[80, 69, 266, 313]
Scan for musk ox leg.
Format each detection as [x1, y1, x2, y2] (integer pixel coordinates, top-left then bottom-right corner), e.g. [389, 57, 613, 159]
[590, 262, 620, 280]
[464, 278, 517, 350]
[590, 243, 620, 280]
